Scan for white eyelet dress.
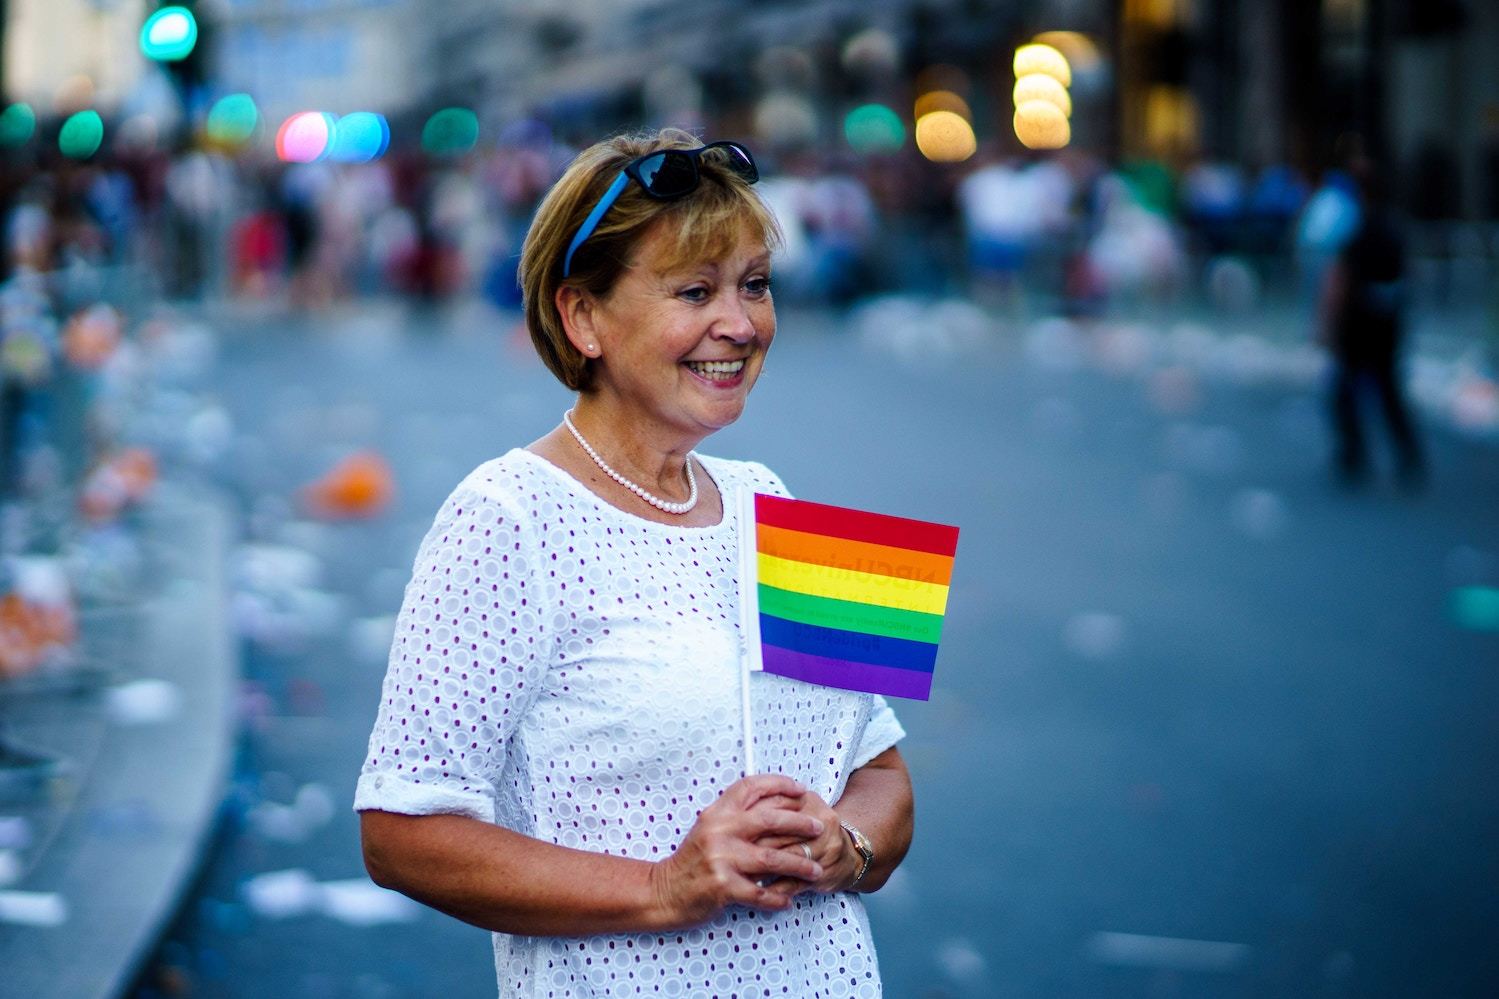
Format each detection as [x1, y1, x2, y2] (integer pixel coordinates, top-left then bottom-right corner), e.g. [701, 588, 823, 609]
[355, 449, 906, 998]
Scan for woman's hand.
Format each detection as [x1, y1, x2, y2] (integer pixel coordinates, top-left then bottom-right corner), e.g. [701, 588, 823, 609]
[754, 790, 860, 896]
[648, 774, 826, 929]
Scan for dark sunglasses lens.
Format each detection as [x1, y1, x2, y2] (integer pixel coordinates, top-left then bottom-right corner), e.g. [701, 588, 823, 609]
[637, 151, 697, 197]
[703, 143, 758, 182]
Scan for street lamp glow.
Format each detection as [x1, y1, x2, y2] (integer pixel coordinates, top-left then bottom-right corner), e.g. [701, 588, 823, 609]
[1013, 44, 1071, 87]
[140, 7, 199, 62]
[59, 110, 105, 159]
[1014, 74, 1072, 117]
[914, 111, 976, 162]
[913, 90, 972, 122]
[1014, 100, 1070, 149]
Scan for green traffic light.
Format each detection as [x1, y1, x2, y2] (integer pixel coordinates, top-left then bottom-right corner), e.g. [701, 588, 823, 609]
[140, 7, 199, 62]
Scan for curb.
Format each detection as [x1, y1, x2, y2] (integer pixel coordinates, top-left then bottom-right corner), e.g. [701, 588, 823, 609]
[0, 484, 239, 998]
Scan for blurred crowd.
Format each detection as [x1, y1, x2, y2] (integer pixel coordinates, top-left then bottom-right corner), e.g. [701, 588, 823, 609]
[2, 118, 1497, 703]
[2, 121, 1495, 325]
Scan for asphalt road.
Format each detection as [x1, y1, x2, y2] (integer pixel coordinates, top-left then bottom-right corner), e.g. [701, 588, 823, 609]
[135, 298, 1499, 998]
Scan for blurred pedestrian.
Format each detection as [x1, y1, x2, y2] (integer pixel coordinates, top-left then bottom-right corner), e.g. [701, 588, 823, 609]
[356, 129, 911, 997]
[1321, 160, 1427, 489]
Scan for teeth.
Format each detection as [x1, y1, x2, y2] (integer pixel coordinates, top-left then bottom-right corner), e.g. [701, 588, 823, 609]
[685, 359, 745, 378]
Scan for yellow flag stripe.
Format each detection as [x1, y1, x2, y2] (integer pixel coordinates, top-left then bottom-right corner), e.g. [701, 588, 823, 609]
[757, 552, 951, 615]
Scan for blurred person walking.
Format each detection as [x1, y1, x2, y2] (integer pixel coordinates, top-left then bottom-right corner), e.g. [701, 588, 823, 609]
[1321, 161, 1427, 489]
[356, 129, 912, 997]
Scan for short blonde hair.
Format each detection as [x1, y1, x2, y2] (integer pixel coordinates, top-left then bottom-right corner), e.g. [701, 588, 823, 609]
[519, 128, 782, 391]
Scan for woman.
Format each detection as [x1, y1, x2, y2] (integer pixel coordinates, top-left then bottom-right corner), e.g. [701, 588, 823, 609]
[356, 129, 913, 997]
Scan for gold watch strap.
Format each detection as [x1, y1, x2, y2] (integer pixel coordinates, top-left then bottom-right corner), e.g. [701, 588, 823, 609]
[839, 820, 874, 888]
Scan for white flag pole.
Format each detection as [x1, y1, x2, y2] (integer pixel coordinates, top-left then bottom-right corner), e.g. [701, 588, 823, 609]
[736, 487, 761, 777]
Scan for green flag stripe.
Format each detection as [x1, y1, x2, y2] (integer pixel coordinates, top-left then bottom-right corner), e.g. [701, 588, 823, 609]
[758, 584, 946, 644]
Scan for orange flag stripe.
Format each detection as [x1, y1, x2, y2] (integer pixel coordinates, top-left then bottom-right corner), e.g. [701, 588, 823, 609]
[756, 523, 954, 587]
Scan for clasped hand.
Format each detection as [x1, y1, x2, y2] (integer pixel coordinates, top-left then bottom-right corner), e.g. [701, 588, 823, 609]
[649, 774, 856, 929]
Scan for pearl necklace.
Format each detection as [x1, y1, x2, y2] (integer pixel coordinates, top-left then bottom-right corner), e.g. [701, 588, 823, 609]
[563, 410, 698, 515]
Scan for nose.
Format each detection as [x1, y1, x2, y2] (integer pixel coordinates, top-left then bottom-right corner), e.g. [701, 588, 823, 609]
[710, 294, 757, 344]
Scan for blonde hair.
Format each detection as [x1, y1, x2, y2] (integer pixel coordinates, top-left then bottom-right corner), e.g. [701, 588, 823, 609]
[518, 128, 782, 391]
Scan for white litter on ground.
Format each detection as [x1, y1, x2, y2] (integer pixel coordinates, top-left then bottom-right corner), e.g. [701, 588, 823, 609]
[1064, 612, 1127, 660]
[248, 783, 337, 845]
[0, 816, 31, 850]
[318, 879, 421, 927]
[0, 849, 21, 887]
[0, 890, 69, 927]
[350, 615, 397, 666]
[1085, 931, 1252, 972]
[105, 678, 184, 726]
[241, 869, 321, 919]
[1230, 488, 1288, 540]
[935, 936, 988, 984]
[241, 870, 420, 927]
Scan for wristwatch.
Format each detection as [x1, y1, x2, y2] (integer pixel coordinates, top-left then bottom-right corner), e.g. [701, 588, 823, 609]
[839, 820, 874, 889]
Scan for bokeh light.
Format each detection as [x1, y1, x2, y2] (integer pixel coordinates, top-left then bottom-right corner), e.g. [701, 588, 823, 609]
[754, 92, 818, 146]
[1014, 74, 1072, 117]
[422, 108, 479, 157]
[914, 111, 976, 162]
[140, 6, 199, 62]
[840, 28, 900, 78]
[843, 104, 906, 154]
[59, 110, 104, 159]
[328, 112, 391, 163]
[276, 112, 334, 163]
[206, 94, 259, 147]
[115, 114, 161, 154]
[1013, 44, 1072, 86]
[913, 64, 971, 99]
[0, 103, 36, 147]
[1031, 31, 1103, 75]
[1014, 100, 1071, 149]
[53, 75, 95, 115]
[913, 90, 972, 122]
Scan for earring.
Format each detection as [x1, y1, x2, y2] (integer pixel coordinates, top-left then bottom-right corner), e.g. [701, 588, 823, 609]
[586, 344, 596, 354]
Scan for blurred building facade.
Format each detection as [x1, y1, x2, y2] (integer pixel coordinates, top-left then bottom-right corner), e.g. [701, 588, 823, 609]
[1116, 0, 1497, 217]
[1, 0, 1493, 221]
[3, 0, 153, 109]
[213, 0, 421, 125]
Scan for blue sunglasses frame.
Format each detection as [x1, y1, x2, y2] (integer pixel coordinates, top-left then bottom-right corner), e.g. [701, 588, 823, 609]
[561, 141, 758, 278]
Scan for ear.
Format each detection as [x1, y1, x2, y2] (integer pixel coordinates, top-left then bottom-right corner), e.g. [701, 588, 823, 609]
[555, 284, 602, 358]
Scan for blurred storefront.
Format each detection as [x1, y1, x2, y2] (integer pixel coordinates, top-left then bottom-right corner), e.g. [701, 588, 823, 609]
[1115, 0, 1498, 218]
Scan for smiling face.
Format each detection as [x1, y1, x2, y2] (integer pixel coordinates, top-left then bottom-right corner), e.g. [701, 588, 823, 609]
[578, 218, 776, 445]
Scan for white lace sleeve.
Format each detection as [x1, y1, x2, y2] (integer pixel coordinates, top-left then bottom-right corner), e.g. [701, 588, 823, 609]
[850, 694, 906, 770]
[354, 480, 553, 822]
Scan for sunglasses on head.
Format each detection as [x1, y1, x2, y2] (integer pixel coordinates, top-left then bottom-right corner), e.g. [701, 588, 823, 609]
[561, 141, 759, 278]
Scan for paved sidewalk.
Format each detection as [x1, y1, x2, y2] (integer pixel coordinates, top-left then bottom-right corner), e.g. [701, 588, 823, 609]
[0, 484, 238, 999]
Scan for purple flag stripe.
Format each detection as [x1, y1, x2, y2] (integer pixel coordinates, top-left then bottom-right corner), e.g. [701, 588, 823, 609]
[761, 644, 934, 701]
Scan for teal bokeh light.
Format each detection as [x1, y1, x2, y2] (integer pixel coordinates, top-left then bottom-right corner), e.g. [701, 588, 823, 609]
[329, 112, 391, 163]
[140, 7, 199, 62]
[422, 108, 479, 157]
[206, 94, 259, 146]
[59, 111, 105, 159]
[0, 103, 37, 147]
[844, 104, 906, 154]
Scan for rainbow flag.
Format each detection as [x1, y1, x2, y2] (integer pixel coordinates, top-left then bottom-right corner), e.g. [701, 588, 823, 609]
[737, 492, 960, 701]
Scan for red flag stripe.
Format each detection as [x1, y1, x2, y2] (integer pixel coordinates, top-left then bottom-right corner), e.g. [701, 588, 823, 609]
[755, 494, 960, 556]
